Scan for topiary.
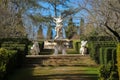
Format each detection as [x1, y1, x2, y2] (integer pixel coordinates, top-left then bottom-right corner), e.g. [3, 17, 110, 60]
[99, 61, 112, 80]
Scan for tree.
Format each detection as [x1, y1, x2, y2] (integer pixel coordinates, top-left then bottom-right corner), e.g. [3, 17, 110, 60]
[37, 26, 44, 40]
[85, 0, 120, 42]
[79, 18, 85, 36]
[65, 17, 77, 39]
[42, 0, 70, 17]
[0, 0, 47, 38]
[47, 25, 53, 39]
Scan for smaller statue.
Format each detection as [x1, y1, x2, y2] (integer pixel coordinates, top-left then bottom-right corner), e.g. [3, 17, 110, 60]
[30, 41, 40, 55]
[79, 40, 88, 55]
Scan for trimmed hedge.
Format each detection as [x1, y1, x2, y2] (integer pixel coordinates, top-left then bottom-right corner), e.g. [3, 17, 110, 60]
[117, 43, 120, 79]
[99, 61, 118, 80]
[88, 41, 119, 80]
[0, 48, 26, 80]
[88, 41, 116, 64]
[0, 48, 17, 80]
[87, 36, 114, 41]
[99, 48, 104, 65]
[0, 38, 30, 44]
[99, 47, 116, 65]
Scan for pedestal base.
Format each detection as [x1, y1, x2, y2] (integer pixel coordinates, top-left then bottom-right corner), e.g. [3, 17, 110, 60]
[53, 39, 67, 55]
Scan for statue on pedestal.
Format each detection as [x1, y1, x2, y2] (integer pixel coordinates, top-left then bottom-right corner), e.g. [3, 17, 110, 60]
[30, 41, 40, 55]
[79, 40, 88, 55]
[53, 16, 67, 55]
[53, 16, 63, 39]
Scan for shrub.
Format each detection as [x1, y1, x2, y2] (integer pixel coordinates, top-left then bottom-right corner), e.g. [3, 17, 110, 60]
[88, 42, 98, 62]
[117, 43, 120, 79]
[0, 48, 25, 80]
[88, 41, 116, 64]
[0, 48, 9, 79]
[99, 61, 113, 80]
[104, 48, 114, 65]
[99, 48, 105, 65]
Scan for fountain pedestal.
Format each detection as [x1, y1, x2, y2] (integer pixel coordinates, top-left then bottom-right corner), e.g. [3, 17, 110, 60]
[53, 39, 68, 55]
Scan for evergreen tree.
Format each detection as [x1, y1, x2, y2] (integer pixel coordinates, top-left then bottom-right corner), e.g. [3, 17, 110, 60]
[37, 26, 44, 40]
[65, 17, 77, 39]
[47, 25, 53, 39]
[79, 18, 84, 35]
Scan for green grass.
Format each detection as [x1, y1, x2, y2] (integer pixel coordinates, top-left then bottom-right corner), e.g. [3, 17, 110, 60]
[7, 66, 99, 80]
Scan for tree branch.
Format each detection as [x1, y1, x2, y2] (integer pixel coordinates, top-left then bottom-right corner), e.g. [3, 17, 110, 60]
[104, 21, 120, 42]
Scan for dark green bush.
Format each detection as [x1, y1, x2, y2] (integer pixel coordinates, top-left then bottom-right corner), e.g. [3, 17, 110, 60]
[99, 47, 116, 65]
[0, 48, 9, 79]
[88, 42, 98, 62]
[99, 61, 112, 80]
[99, 48, 105, 65]
[104, 48, 113, 65]
[75, 42, 80, 52]
[88, 41, 116, 63]
[0, 38, 30, 44]
[87, 36, 114, 41]
[99, 61, 119, 80]
[0, 47, 26, 80]
[0, 48, 18, 80]
[108, 71, 119, 80]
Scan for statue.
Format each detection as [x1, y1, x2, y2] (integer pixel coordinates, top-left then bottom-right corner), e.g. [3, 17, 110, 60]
[30, 41, 40, 55]
[79, 40, 88, 55]
[53, 16, 67, 55]
[53, 16, 63, 39]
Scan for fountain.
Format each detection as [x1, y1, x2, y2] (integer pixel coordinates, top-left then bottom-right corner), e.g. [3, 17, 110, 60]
[53, 16, 68, 55]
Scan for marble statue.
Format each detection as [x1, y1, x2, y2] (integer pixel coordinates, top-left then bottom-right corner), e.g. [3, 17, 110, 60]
[52, 16, 67, 55]
[79, 40, 87, 55]
[30, 41, 40, 55]
[53, 16, 63, 39]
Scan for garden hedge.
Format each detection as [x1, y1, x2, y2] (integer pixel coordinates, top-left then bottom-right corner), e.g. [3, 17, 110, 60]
[0, 48, 18, 80]
[117, 43, 120, 79]
[88, 41, 116, 64]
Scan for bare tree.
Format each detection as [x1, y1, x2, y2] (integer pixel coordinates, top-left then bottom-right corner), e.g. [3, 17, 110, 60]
[79, 0, 120, 41]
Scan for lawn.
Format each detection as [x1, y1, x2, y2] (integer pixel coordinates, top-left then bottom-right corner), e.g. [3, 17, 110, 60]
[7, 66, 99, 80]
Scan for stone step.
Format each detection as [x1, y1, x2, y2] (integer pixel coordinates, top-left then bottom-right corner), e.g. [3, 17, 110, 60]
[24, 54, 97, 67]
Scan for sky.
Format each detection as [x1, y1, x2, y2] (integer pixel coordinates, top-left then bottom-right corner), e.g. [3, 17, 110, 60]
[22, 0, 89, 40]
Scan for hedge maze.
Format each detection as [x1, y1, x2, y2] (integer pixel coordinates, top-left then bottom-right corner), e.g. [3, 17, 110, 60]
[88, 41, 119, 80]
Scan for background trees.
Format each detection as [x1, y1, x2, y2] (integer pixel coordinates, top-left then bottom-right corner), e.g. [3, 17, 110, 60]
[82, 0, 120, 41]
[1, 0, 119, 41]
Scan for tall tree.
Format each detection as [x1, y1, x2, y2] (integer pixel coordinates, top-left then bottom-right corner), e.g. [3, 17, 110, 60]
[65, 17, 77, 39]
[47, 25, 53, 39]
[37, 26, 44, 40]
[42, 0, 70, 17]
[79, 18, 85, 35]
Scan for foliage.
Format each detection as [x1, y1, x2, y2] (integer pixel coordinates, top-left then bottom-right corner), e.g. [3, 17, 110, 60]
[65, 17, 77, 39]
[86, 0, 120, 42]
[0, 48, 19, 80]
[47, 26, 53, 39]
[117, 43, 120, 79]
[0, 40, 29, 79]
[88, 41, 119, 80]
[87, 36, 115, 41]
[88, 41, 116, 64]
[99, 61, 118, 80]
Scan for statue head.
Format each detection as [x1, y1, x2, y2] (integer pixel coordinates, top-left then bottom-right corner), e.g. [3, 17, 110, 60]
[53, 16, 63, 24]
[81, 40, 87, 47]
